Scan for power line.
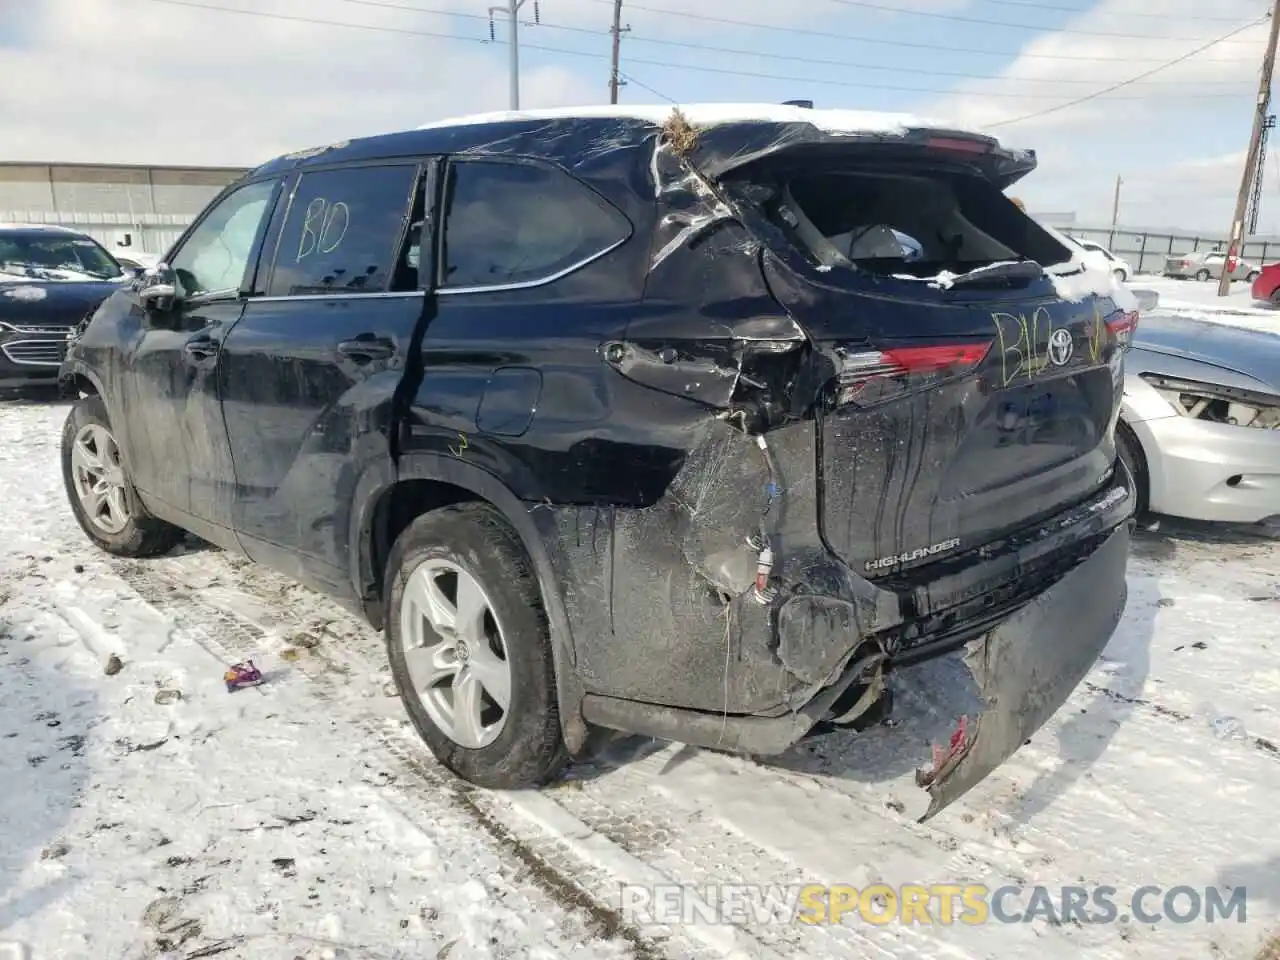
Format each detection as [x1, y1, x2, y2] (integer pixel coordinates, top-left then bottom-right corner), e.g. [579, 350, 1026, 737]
[989, 15, 1269, 127]
[824, 0, 1260, 41]
[138, 0, 1263, 100]
[334, 0, 1259, 87]
[574, 0, 1264, 63]
[961, 0, 1264, 24]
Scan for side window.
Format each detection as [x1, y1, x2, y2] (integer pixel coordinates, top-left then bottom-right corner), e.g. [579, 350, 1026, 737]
[440, 160, 630, 290]
[169, 179, 278, 299]
[268, 164, 419, 297]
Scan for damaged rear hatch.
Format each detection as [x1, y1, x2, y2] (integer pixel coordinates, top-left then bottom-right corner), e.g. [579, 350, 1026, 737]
[702, 124, 1135, 817]
[717, 131, 1134, 601]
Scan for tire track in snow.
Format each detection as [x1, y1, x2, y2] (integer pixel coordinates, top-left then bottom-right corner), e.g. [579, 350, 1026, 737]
[108, 558, 718, 960]
[111, 554, 968, 959]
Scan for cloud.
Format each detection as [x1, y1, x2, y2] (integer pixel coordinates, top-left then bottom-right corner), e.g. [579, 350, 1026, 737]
[0, 0, 605, 166]
[0, 0, 1002, 169]
[928, 0, 1272, 231]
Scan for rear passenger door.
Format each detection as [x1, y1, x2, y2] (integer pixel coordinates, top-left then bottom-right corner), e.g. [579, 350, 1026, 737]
[217, 159, 431, 597]
[421, 157, 636, 498]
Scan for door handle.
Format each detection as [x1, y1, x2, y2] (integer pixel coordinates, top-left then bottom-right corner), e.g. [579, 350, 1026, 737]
[336, 335, 395, 363]
[183, 336, 219, 362]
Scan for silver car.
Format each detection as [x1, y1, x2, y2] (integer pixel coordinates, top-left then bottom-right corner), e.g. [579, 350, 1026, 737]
[1162, 250, 1260, 282]
[1120, 314, 1280, 530]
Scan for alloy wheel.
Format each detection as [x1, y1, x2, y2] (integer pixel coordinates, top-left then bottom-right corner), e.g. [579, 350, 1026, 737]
[70, 423, 131, 535]
[398, 558, 512, 749]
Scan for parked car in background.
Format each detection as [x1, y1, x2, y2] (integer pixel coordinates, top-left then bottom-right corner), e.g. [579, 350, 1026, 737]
[112, 250, 161, 275]
[1071, 237, 1132, 281]
[1120, 314, 1279, 532]
[1249, 261, 1280, 304]
[1163, 250, 1260, 282]
[58, 104, 1138, 819]
[0, 223, 129, 392]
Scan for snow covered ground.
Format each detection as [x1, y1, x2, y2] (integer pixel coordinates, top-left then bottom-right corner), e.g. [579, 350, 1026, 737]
[1130, 275, 1279, 335]
[2, 395, 1279, 960]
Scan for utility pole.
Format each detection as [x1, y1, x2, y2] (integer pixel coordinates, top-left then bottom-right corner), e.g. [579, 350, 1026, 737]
[488, 0, 539, 110]
[1218, 0, 1280, 297]
[1109, 175, 1122, 247]
[608, 0, 629, 105]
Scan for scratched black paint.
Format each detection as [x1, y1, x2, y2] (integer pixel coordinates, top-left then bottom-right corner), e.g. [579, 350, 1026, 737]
[61, 112, 1135, 816]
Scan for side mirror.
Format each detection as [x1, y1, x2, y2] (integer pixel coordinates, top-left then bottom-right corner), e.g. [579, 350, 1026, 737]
[1131, 289, 1159, 313]
[138, 263, 177, 310]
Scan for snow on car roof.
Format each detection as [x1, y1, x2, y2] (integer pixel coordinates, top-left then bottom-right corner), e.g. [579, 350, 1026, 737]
[417, 102, 978, 139]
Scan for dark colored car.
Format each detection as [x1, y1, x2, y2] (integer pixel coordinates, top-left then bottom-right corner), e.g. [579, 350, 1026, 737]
[58, 105, 1137, 819]
[0, 224, 128, 391]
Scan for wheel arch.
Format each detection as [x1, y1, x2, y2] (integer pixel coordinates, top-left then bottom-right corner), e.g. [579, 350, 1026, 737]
[350, 453, 588, 752]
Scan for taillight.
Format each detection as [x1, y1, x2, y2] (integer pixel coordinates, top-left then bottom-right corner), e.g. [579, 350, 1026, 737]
[835, 341, 991, 407]
[1106, 310, 1139, 350]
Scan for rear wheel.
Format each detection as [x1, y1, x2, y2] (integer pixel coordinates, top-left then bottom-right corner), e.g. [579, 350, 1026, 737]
[61, 395, 184, 557]
[1194, 268, 1211, 281]
[1116, 421, 1149, 518]
[1248, 270, 1260, 282]
[384, 502, 568, 788]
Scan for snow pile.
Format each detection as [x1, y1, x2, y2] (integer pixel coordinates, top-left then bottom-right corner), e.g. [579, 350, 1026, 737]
[417, 102, 961, 140]
[0, 284, 47, 300]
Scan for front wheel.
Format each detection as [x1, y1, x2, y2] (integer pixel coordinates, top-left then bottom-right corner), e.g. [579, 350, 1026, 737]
[1113, 268, 1127, 283]
[385, 502, 568, 788]
[60, 395, 184, 557]
[1247, 270, 1260, 282]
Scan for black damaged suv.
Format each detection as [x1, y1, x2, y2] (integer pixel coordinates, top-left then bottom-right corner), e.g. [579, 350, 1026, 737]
[60, 105, 1137, 818]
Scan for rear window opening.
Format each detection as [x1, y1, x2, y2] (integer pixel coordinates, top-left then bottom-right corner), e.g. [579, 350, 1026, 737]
[746, 167, 1073, 280]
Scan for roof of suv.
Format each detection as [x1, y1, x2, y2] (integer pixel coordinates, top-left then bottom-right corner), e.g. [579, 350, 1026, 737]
[249, 102, 1023, 183]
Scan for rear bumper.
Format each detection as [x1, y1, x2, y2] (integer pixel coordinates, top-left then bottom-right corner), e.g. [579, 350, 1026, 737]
[1131, 413, 1280, 525]
[583, 522, 1130, 820]
[0, 329, 70, 388]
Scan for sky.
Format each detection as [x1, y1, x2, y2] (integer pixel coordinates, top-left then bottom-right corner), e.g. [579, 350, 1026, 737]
[1, 0, 1276, 233]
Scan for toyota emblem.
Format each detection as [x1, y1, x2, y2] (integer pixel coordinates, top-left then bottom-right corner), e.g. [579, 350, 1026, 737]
[1047, 328, 1074, 366]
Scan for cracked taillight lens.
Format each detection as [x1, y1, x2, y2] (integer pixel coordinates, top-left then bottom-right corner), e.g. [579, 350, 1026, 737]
[835, 341, 992, 408]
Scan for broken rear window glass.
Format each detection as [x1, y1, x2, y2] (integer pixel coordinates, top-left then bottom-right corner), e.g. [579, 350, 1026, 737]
[748, 168, 1070, 277]
[440, 160, 631, 290]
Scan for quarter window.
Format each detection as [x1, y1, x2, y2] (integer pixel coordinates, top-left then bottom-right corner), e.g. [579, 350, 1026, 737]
[268, 164, 419, 297]
[169, 179, 278, 298]
[440, 160, 630, 290]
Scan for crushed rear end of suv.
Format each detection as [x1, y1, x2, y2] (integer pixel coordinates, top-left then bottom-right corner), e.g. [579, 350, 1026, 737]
[59, 104, 1138, 819]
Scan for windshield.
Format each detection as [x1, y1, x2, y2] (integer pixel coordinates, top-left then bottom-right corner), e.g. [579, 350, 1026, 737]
[0, 234, 124, 282]
[745, 166, 1072, 278]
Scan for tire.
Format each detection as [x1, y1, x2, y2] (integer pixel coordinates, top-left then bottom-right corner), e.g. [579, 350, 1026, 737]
[1248, 270, 1260, 282]
[1116, 420, 1149, 518]
[1113, 268, 1127, 283]
[1194, 269, 1211, 282]
[385, 502, 568, 788]
[61, 395, 185, 557]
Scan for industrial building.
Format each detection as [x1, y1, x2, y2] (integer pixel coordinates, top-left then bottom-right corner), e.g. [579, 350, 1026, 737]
[0, 161, 248, 257]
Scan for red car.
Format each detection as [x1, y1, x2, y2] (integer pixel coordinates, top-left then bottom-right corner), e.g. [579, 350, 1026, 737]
[1250, 261, 1280, 303]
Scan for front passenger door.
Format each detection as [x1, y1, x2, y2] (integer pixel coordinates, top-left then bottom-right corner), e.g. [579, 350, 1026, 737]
[121, 177, 281, 534]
